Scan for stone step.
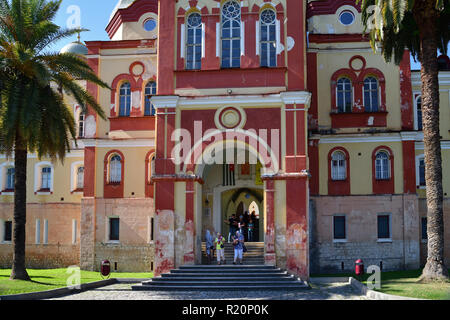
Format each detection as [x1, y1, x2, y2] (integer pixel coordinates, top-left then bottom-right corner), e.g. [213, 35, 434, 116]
[179, 265, 275, 269]
[143, 280, 303, 286]
[132, 284, 309, 291]
[170, 268, 282, 274]
[161, 272, 290, 278]
[143, 276, 296, 283]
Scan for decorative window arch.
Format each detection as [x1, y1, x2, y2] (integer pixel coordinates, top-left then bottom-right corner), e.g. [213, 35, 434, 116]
[70, 161, 84, 193]
[145, 151, 156, 198]
[221, 0, 241, 68]
[330, 150, 347, 181]
[78, 111, 85, 138]
[104, 150, 125, 198]
[372, 146, 395, 194]
[336, 77, 353, 113]
[363, 76, 379, 112]
[414, 95, 423, 131]
[76, 166, 84, 190]
[119, 82, 131, 117]
[109, 155, 122, 184]
[186, 12, 202, 70]
[144, 81, 157, 116]
[34, 161, 54, 194]
[260, 8, 276, 67]
[327, 147, 350, 195]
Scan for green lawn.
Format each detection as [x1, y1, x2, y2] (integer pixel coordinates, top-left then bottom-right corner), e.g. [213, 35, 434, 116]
[311, 269, 450, 300]
[0, 268, 153, 296]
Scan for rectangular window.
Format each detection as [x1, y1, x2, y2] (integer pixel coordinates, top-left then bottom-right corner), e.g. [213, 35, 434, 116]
[35, 219, 41, 244]
[4, 221, 12, 242]
[43, 219, 48, 244]
[109, 218, 120, 241]
[6, 168, 14, 190]
[41, 167, 51, 190]
[72, 219, 77, 244]
[419, 159, 426, 187]
[377, 215, 390, 239]
[333, 215, 346, 240]
[416, 97, 423, 130]
[421, 217, 427, 240]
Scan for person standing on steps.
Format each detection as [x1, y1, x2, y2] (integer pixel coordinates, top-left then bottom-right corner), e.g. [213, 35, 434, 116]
[205, 230, 214, 265]
[232, 230, 245, 265]
[214, 232, 226, 265]
[224, 214, 237, 243]
[248, 219, 254, 242]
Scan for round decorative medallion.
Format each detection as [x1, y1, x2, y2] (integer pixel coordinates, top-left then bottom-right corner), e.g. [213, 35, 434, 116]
[130, 62, 145, 77]
[215, 106, 246, 130]
[349, 56, 366, 72]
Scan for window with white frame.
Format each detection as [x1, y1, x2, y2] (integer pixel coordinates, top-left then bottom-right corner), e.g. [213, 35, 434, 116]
[5, 167, 14, 190]
[260, 9, 276, 67]
[363, 77, 379, 112]
[109, 155, 122, 184]
[144, 81, 157, 116]
[336, 78, 352, 113]
[78, 111, 85, 138]
[331, 151, 347, 181]
[41, 167, 52, 190]
[186, 12, 202, 70]
[119, 82, 131, 117]
[375, 151, 390, 180]
[76, 166, 84, 190]
[221, 1, 241, 68]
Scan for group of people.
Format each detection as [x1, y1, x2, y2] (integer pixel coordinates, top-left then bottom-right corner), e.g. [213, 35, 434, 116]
[224, 211, 258, 243]
[205, 230, 246, 265]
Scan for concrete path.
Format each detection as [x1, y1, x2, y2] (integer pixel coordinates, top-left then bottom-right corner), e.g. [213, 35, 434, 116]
[49, 281, 369, 300]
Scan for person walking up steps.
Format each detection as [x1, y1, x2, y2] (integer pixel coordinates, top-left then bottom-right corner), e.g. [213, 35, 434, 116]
[205, 230, 214, 265]
[232, 231, 245, 265]
[214, 233, 226, 265]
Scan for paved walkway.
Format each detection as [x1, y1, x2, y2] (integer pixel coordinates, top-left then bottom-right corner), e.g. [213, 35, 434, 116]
[49, 281, 368, 300]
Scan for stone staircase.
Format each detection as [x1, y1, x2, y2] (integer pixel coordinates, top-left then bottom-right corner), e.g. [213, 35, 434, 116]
[131, 265, 309, 291]
[201, 242, 265, 265]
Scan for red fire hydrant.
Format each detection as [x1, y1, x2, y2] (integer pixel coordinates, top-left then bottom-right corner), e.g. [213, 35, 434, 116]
[355, 259, 364, 276]
[101, 260, 111, 279]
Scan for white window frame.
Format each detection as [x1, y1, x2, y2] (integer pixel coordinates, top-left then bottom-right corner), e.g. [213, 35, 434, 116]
[35, 219, 41, 244]
[144, 81, 157, 116]
[332, 214, 347, 243]
[415, 154, 426, 189]
[377, 213, 392, 242]
[363, 77, 380, 112]
[220, 0, 242, 68]
[34, 161, 54, 194]
[185, 12, 203, 70]
[0, 162, 15, 195]
[70, 161, 84, 193]
[374, 151, 391, 180]
[336, 77, 353, 113]
[259, 8, 277, 67]
[108, 154, 122, 184]
[118, 82, 132, 117]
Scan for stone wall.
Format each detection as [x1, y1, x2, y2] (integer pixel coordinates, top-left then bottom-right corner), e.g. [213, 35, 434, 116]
[0, 203, 81, 269]
[309, 194, 420, 274]
[80, 198, 155, 272]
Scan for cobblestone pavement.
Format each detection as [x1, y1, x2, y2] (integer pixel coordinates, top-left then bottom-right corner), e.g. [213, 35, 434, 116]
[50, 282, 368, 300]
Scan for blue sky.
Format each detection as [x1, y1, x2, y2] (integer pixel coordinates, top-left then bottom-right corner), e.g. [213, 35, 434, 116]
[52, 0, 434, 70]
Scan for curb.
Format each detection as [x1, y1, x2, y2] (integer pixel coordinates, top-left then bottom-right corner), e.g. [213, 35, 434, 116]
[310, 277, 350, 284]
[348, 277, 425, 300]
[0, 278, 149, 300]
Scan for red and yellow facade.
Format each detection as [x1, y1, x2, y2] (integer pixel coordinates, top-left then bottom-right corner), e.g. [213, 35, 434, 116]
[0, 0, 449, 277]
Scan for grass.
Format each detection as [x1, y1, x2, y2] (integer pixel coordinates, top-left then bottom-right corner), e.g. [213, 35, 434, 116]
[0, 268, 153, 296]
[311, 269, 450, 300]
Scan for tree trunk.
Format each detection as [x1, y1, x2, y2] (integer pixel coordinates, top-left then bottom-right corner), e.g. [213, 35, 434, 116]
[415, 1, 449, 282]
[9, 134, 30, 281]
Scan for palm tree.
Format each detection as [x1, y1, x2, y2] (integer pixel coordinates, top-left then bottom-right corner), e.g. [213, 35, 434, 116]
[0, 0, 109, 280]
[357, 0, 449, 281]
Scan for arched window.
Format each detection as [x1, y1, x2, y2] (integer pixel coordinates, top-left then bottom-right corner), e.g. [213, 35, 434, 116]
[119, 82, 131, 117]
[144, 81, 157, 116]
[109, 155, 122, 184]
[375, 151, 390, 180]
[260, 9, 276, 67]
[76, 166, 84, 189]
[78, 111, 85, 138]
[41, 167, 52, 190]
[336, 78, 352, 113]
[363, 77, 379, 112]
[6, 167, 14, 190]
[331, 151, 347, 181]
[221, 1, 241, 68]
[186, 12, 202, 70]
